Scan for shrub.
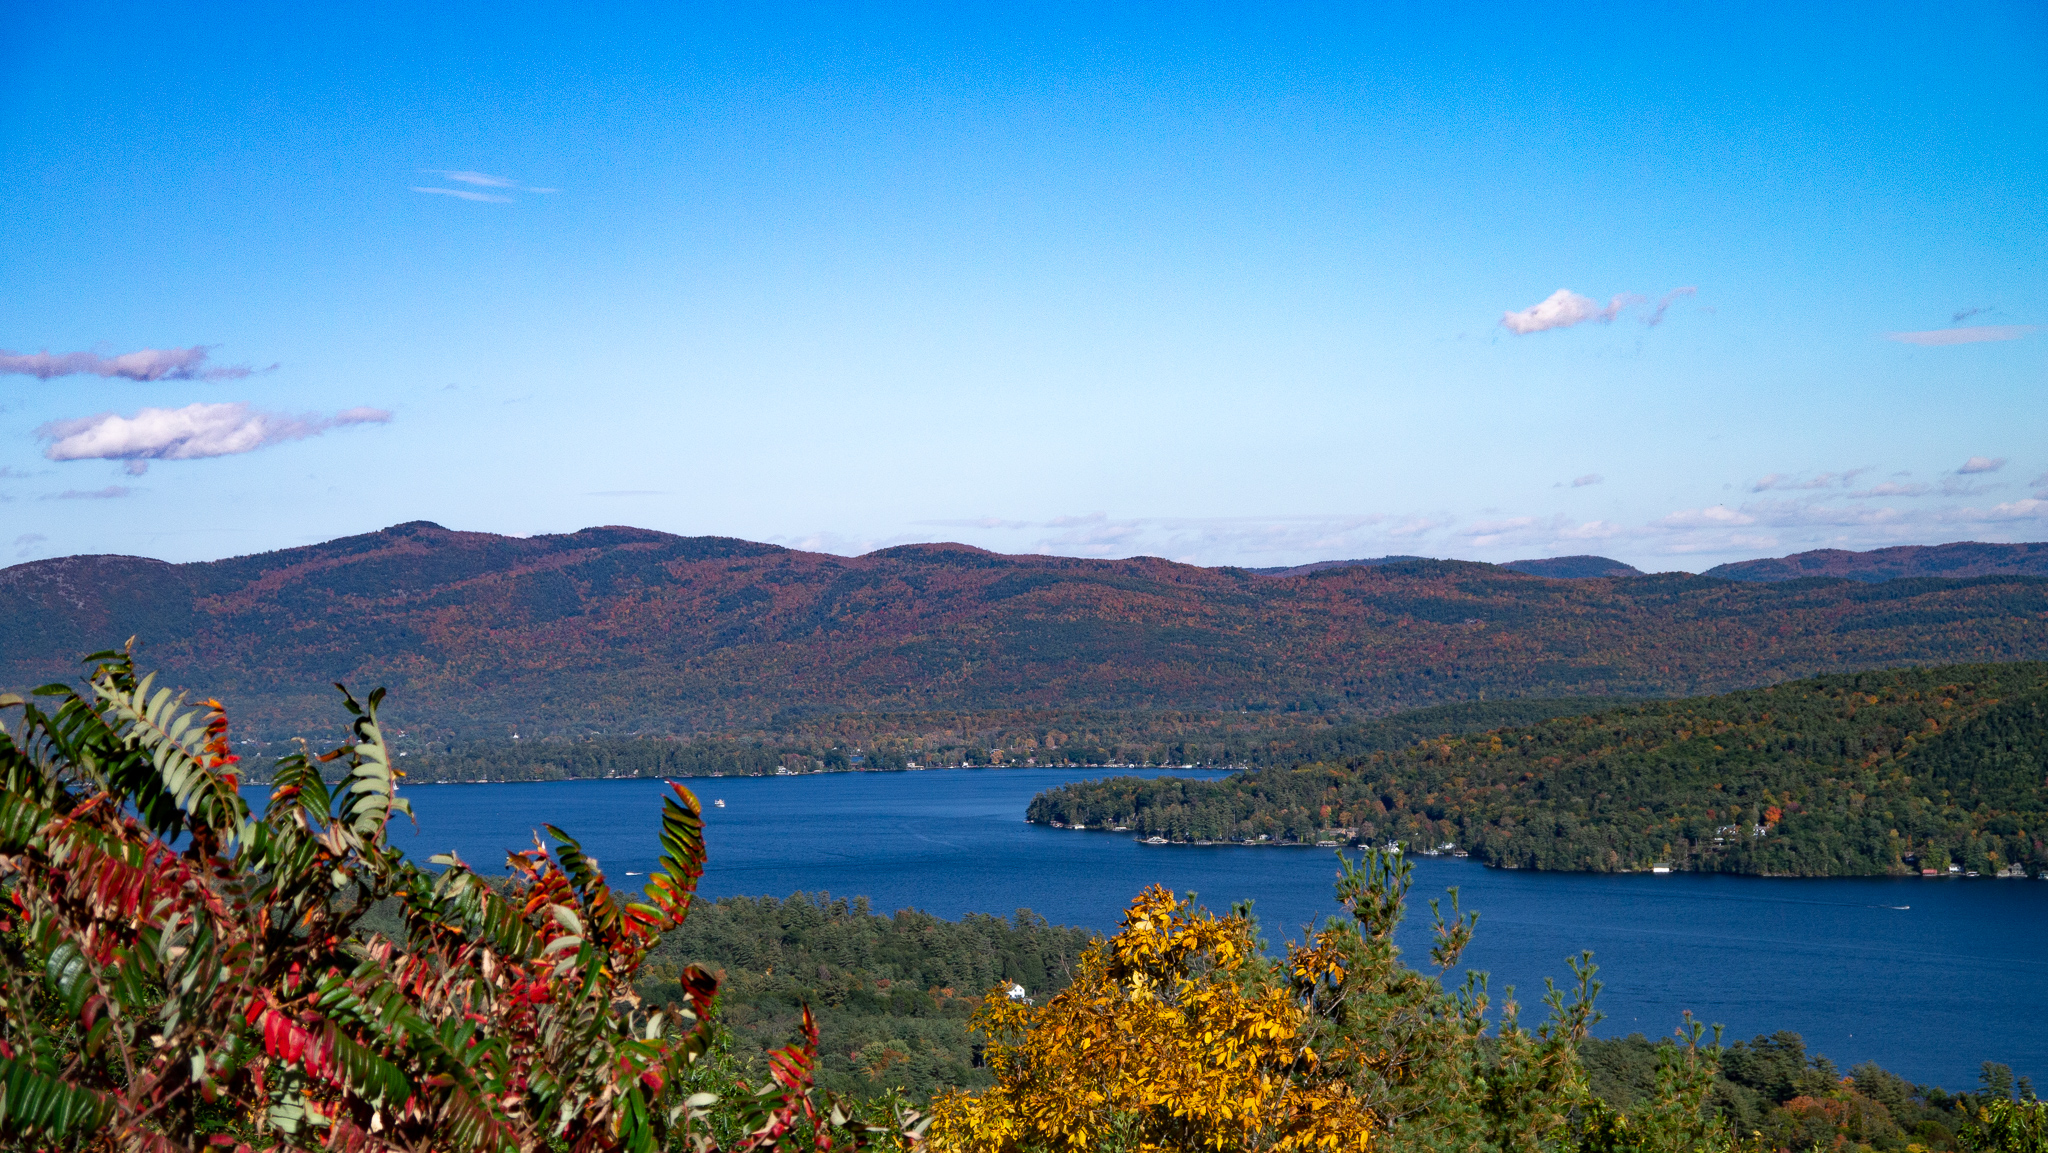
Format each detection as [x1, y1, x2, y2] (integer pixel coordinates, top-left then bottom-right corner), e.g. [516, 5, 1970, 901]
[0, 645, 917, 1152]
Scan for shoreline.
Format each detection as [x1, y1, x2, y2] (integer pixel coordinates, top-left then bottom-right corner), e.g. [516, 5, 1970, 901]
[1029, 823, 2048, 880]
[236, 763, 1238, 788]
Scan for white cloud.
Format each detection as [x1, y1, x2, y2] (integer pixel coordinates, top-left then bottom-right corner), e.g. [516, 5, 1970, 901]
[38, 403, 390, 463]
[1571, 473, 1603, 487]
[1618, 489, 2048, 560]
[0, 345, 270, 381]
[1500, 286, 1698, 334]
[1957, 456, 2006, 474]
[1501, 289, 1633, 334]
[1885, 325, 2038, 346]
[1982, 498, 2048, 520]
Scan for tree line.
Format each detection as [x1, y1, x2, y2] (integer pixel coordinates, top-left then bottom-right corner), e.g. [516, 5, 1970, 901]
[290, 696, 1620, 785]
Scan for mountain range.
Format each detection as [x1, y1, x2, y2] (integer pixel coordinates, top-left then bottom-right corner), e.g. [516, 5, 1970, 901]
[3, 522, 2046, 741]
[1252, 541, 2048, 582]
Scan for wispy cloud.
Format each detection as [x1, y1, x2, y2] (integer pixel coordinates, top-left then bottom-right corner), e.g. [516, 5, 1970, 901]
[1846, 481, 1929, 499]
[1957, 456, 2006, 474]
[38, 403, 391, 463]
[0, 345, 273, 381]
[1655, 504, 1759, 530]
[411, 186, 514, 204]
[831, 468, 2048, 571]
[1604, 489, 2048, 560]
[1751, 469, 1868, 493]
[45, 486, 133, 500]
[1885, 325, 2038, 346]
[13, 532, 46, 558]
[1644, 287, 1697, 327]
[1570, 474, 1604, 488]
[1937, 478, 1999, 498]
[1459, 515, 1624, 549]
[413, 170, 559, 203]
[1501, 286, 1697, 334]
[428, 170, 519, 188]
[906, 512, 1453, 563]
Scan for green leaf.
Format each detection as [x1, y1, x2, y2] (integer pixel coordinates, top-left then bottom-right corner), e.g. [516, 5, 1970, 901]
[44, 942, 90, 1019]
[0, 1053, 113, 1138]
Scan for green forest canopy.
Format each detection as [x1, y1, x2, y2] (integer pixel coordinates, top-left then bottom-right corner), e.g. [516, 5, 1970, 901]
[640, 893, 1094, 1102]
[1027, 663, 2048, 877]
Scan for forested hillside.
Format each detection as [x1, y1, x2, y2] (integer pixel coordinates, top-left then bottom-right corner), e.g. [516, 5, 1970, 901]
[4, 521, 2046, 745]
[1028, 663, 2048, 876]
[641, 893, 1093, 1102]
[1706, 541, 2048, 583]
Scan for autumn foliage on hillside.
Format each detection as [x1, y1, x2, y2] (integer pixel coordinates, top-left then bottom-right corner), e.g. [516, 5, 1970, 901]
[4, 522, 2047, 742]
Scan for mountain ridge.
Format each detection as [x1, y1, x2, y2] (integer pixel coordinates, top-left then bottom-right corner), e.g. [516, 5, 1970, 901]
[1704, 541, 2048, 583]
[5, 523, 2047, 742]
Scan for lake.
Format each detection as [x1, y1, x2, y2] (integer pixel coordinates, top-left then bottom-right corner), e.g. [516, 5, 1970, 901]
[343, 767, 2044, 1090]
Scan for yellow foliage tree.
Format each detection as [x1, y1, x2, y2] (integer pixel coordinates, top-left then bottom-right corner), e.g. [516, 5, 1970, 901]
[928, 885, 1374, 1153]
[929, 849, 1736, 1153]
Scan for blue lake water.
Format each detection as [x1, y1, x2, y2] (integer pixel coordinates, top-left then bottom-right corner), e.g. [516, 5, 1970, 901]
[306, 768, 2045, 1090]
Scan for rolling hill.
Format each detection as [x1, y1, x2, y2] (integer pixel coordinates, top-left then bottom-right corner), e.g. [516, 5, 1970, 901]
[1704, 541, 2048, 583]
[1500, 555, 1643, 578]
[3, 521, 2047, 743]
[1028, 663, 2048, 877]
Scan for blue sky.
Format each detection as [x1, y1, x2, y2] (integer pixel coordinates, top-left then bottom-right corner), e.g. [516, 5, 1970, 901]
[2, 2, 2043, 571]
